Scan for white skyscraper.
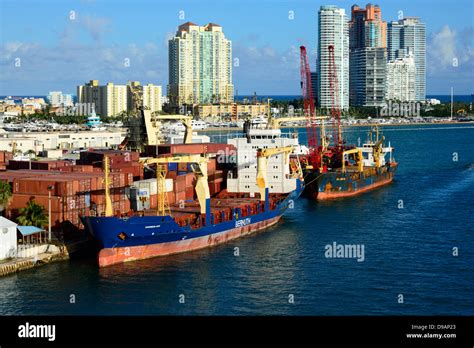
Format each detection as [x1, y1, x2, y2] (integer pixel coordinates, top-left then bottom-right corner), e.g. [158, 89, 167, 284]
[386, 54, 416, 102]
[317, 6, 349, 110]
[168, 22, 234, 106]
[387, 17, 426, 101]
[48, 91, 73, 107]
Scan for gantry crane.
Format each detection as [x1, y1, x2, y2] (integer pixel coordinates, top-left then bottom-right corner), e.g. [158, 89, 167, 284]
[256, 146, 295, 211]
[139, 155, 211, 224]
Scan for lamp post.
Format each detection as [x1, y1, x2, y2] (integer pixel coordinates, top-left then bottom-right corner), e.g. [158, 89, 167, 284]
[47, 185, 53, 242]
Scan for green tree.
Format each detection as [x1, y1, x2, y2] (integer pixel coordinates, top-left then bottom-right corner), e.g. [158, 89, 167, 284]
[24, 149, 36, 158]
[0, 181, 12, 213]
[17, 199, 48, 228]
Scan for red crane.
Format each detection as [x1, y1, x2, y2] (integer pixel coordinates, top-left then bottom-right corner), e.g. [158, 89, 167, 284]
[299, 45, 319, 168]
[328, 44, 342, 148]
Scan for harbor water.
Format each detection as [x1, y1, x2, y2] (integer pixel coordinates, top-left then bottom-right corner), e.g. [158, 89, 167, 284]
[0, 124, 473, 315]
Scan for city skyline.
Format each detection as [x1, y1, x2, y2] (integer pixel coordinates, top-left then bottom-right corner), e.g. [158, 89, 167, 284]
[0, 0, 472, 95]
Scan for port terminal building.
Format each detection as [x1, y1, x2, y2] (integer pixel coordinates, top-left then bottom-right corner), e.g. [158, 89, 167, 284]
[0, 129, 127, 154]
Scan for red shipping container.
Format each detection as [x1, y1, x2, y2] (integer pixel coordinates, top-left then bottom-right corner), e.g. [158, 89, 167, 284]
[207, 158, 216, 173]
[8, 193, 65, 213]
[175, 191, 186, 203]
[150, 194, 157, 209]
[185, 187, 194, 200]
[166, 171, 177, 180]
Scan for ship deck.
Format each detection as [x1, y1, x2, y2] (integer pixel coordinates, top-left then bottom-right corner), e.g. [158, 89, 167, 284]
[138, 194, 289, 227]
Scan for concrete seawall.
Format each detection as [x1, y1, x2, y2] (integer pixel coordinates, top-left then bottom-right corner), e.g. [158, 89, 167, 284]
[0, 244, 69, 277]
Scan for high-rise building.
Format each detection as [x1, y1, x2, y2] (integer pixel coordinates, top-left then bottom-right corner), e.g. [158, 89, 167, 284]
[386, 54, 416, 102]
[387, 17, 426, 101]
[168, 22, 234, 106]
[317, 6, 349, 110]
[350, 47, 387, 107]
[349, 4, 387, 107]
[78, 80, 127, 117]
[127, 81, 162, 114]
[48, 91, 73, 107]
[77, 80, 162, 117]
[349, 4, 387, 50]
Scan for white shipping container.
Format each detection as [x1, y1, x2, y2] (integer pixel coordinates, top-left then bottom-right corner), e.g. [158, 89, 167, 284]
[135, 178, 173, 194]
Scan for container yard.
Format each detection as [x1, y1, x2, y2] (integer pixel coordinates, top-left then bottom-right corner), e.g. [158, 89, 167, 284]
[1, 150, 142, 235]
[0, 140, 277, 270]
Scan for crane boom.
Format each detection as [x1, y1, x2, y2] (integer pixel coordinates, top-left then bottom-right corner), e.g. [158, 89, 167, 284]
[140, 155, 211, 225]
[256, 146, 294, 211]
[151, 114, 194, 145]
[328, 44, 342, 148]
[300, 46, 320, 168]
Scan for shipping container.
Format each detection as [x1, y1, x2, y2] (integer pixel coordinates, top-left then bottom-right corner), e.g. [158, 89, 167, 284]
[145, 143, 236, 156]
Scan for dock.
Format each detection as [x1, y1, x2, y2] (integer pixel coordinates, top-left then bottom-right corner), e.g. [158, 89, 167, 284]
[0, 244, 69, 277]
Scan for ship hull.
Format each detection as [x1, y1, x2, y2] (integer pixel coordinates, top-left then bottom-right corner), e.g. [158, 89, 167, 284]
[82, 180, 303, 267]
[97, 215, 280, 267]
[304, 163, 397, 200]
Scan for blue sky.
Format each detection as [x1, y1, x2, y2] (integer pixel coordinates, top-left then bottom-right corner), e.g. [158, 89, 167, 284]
[1, 0, 473, 95]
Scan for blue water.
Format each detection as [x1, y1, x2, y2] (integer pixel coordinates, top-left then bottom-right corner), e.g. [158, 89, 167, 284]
[0, 124, 473, 315]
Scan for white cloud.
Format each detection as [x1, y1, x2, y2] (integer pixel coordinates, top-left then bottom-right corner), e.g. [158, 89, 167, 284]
[233, 43, 303, 94]
[80, 15, 111, 42]
[429, 25, 457, 67]
[426, 25, 474, 93]
[0, 39, 167, 94]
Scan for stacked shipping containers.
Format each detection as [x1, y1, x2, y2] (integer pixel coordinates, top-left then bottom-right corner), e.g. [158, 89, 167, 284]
[0, 151, 13, 171]
[6, 171, 131, 232]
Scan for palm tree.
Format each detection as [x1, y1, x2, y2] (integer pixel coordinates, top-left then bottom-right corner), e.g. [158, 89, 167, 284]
[0, 181, 12, 213]
[17, 199, 48, 229]
[24, 149, 36, 159]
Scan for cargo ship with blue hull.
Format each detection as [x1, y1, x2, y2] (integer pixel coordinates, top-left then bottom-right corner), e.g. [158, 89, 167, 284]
[82, 126, 305, 267]
[83, 184, 302, 267]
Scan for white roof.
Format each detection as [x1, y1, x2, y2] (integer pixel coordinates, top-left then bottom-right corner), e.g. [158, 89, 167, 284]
[0, 216, 17, 228]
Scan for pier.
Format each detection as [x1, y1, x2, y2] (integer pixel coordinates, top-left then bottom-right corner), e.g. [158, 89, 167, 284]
[0, 244, 69, 277]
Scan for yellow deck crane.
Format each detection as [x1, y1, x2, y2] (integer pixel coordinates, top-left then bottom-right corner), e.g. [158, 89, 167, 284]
[139, 154, 212, 225]
[373, 135, 385, 168]
[366, 126, 385, 168]
[103, 156, 114, 217]
[148, 114, 194, 145]
[256, 146, 295, 212]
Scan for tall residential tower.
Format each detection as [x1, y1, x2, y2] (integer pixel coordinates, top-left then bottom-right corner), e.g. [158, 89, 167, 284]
[317, 6, 349, 110]
[387, 17, 426, 101]
[168, 22, 234, 106]
[349, 4, 387, 107]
